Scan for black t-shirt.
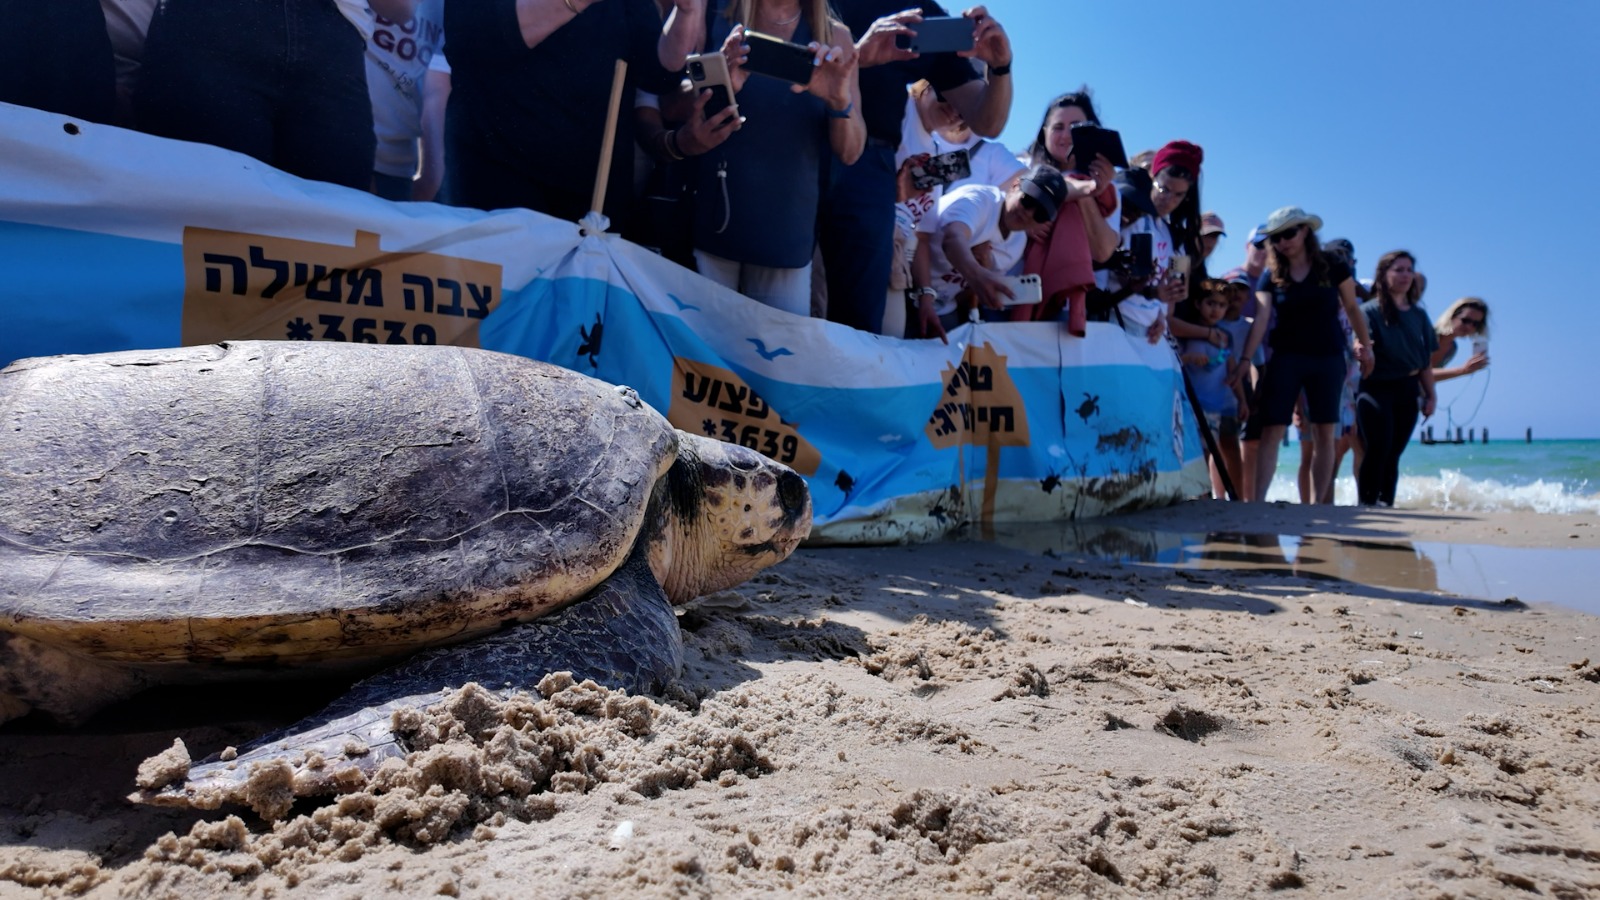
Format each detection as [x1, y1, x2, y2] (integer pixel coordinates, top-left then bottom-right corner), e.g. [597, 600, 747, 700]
[444, 0, 678, 220]
[1362, 299, 1439, 380]
[1265, 252, 1353, 357]
[833, 0, 983, 144]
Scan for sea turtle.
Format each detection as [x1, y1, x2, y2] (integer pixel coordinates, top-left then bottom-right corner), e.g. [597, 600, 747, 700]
[0, 342, 811, 806]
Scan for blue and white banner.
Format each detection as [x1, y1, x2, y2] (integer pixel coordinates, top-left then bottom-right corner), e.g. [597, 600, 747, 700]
[0, 102, 1206, 542]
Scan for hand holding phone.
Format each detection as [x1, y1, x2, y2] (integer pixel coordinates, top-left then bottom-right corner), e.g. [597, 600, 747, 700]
[893, 16, 975, 54]
[999, 273, 1043, 307]
[1129, 232, 1154, 279]
[743, 30, 816, 85]
[686, 51, 739, 122]
[1169, 254, 1191, 283]
[1067, 123, 1129, 175]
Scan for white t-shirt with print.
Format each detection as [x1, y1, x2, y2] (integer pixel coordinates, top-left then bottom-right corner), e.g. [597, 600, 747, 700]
[917, 184, 1027, 316]
[335, 0, 446, 178]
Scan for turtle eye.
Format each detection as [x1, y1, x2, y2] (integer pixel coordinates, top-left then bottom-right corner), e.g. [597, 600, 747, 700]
[777, 472, 808, 517]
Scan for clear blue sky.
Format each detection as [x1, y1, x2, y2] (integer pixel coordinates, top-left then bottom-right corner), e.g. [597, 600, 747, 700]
[980, 0, 1600, 439]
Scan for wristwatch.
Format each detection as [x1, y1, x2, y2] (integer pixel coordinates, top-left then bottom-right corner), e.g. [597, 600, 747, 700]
[827, 101, 854, 120]
[910, 286, 937, 304]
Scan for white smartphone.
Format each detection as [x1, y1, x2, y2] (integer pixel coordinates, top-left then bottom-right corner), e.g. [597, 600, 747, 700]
[1168, 254, 1191, 282]
[1470, 337, 1489, 357]
[999, 273, 1043, 307]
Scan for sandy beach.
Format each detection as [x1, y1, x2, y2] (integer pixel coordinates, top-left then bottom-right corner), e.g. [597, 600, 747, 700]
[3, 502, 1598, 898]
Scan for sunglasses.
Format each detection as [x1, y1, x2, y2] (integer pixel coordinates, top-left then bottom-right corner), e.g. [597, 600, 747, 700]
[1268, 224, 1303, 244]
[1458, 315, 1484, 328]
[1019, 195, 1052, 223]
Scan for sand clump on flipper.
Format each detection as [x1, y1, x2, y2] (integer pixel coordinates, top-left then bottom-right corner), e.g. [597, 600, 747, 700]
[126, 674, 772, 889]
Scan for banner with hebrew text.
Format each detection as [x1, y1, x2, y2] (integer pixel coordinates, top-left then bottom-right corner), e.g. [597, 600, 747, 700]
[0, 102, 1206, 542]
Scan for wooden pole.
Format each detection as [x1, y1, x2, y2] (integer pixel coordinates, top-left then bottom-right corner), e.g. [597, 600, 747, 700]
[588, 59, 629, 224]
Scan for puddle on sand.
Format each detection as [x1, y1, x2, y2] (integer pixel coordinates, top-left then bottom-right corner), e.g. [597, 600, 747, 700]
[977, 520, 1600, 616]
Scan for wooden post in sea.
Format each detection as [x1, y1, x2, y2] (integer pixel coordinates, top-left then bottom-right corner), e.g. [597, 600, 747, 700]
[1483, 428, 1489, 444]
[1468, 428, 1475, 443]
[1527, 427, 1533, 443]
[1456, 426, 1463, 443]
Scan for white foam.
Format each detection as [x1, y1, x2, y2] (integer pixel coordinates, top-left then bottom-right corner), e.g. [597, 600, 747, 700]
[1265, 470, 1600, 515]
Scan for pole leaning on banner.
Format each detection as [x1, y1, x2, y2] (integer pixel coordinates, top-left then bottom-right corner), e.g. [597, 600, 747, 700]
[588, 59, 629, 225]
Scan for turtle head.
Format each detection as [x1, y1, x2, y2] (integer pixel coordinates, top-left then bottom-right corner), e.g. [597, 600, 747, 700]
[649, 432, 811, 604]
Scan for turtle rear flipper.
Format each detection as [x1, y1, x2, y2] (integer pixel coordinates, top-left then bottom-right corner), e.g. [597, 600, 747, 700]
[133, 550, 682, 818]
[1, 632, 151, 726]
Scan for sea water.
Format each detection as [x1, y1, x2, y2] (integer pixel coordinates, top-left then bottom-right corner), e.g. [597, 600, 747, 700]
[1264, 438, 1600, 514]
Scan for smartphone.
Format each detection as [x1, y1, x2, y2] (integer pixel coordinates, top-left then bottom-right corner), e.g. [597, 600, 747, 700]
[999, 273, 1043, 307]
[1169, 254, 1191, 283]
[744, 30, 815, 86]
[910, 148, 971, 191]
[1066, 123, 1130, 175]
[893, 16, 976, 54]
[1129, 233, 1154, 279]
[686, 52, 740, 120]
[1470, 337, 1489, 357]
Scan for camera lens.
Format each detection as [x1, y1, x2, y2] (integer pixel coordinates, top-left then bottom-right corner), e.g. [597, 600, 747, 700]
[689, 62, 704, 78]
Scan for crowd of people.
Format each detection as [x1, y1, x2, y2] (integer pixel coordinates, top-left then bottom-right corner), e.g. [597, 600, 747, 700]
[3, 0, 1493, 507]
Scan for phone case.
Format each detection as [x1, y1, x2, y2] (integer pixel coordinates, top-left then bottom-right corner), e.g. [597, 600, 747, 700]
[894, 16, 976, 54]
[686, 52, 739, 120]
[910, 149, 972, 191]
[1130, 233, 1154, 278]
[1000, 274, 1043, 306]
[744, 31, 816, 85]
[1169, 255, 1191, 281]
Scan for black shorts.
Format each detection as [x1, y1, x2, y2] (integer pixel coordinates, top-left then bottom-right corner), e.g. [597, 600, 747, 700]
[1256, 351, 1346, 427]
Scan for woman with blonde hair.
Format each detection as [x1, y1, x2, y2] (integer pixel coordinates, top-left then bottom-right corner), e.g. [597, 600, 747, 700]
[689, 0, 864, 314]
[1431, 297, 1491, 382]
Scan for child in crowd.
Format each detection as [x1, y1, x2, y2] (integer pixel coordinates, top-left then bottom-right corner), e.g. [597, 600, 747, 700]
[1179, 280, 1248, 497]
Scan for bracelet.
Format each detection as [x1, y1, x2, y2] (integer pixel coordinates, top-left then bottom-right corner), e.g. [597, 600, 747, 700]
[913, 286, 937, 302]
[827, 100, 854, 120]
[664, 129, 686, 161]
[989, 61, 1012, 77]
[563, 0, 580, 14]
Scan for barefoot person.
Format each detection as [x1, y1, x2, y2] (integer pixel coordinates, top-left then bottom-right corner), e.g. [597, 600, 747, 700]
[1232, 207, 1373, 503]
[1356, 250, 1436, 507]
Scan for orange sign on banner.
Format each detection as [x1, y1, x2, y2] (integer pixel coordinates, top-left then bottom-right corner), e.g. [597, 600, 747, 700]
[180, 228, 503, 347]
[666, 358, 822, 475]
[924, 342, 1031, 450]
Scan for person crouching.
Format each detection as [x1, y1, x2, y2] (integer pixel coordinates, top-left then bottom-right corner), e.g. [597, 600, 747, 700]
[909, 164, 1076, 343]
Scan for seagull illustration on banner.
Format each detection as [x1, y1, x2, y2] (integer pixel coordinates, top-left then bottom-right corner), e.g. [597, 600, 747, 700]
[668, 293, 700, 313]
[747, 338, 794, 361]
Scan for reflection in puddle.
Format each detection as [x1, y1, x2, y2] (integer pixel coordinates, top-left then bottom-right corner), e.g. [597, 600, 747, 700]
[979, 521, 1598, 615]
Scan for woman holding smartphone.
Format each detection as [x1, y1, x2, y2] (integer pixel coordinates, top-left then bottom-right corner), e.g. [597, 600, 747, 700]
[1232, 206, 1374, 503]
[1356, 250, 1436, 507]
[1018, 89, 1119, 334]
[1431, 297, 1492, 381]
[688, 0, 865, 315]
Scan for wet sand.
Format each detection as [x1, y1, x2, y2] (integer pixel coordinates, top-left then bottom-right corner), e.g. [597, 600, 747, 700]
[3, 503, 1599, 897]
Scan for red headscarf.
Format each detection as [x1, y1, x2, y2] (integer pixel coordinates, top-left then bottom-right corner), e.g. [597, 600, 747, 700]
[1151, 140, 1203, 176]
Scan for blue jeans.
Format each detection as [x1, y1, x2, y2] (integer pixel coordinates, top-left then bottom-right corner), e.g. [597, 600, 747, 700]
[136, 0, 373, 190]
[819, 143, 896, 334]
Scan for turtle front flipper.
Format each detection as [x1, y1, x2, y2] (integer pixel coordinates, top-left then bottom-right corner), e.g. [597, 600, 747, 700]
[132, 550, 682, 818]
